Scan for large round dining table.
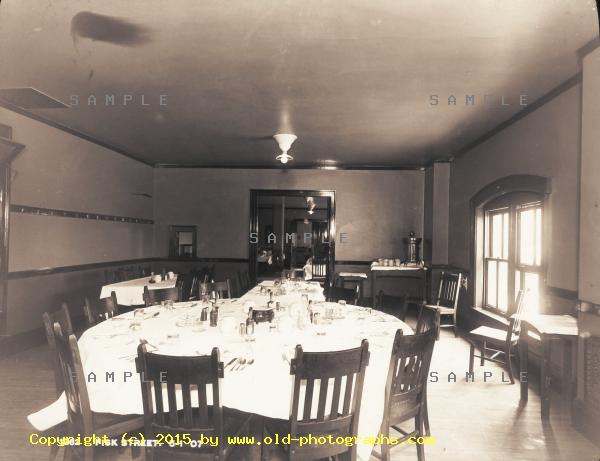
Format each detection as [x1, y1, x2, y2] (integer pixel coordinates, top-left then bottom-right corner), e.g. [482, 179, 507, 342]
[29, 280, 412, 461]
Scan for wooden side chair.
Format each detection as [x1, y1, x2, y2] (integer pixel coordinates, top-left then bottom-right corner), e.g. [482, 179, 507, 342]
[310, 256, 328, 283]
[262, 340, 370, 460]
[416, 304, 441, 338]
[468, 290, 526, 384]
[40, 307, 73, 461]
[424, 271, 463, 337]
[135, 344, 252, 460]
[376, 291, 409, 321]
[378, 328, 437, 461]
[229, 277, 241, 298]
[143, 286, 181, 307]
[176, 272, 195, 302]
[42, 303, 73, 397]
[414, 304, 441, 437]
[326, 285, 359, 305]
[336, 273, 367, 305]
[207, 280, 232, 299]
[239, 270, 251, 292]
[83, 292, 120, 326]
[52, 322, 144, 461]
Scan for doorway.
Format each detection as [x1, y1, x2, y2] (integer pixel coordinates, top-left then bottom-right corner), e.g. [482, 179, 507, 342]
[249, 190, 336, 286]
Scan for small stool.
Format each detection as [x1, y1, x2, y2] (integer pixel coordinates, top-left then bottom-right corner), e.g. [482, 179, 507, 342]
[336, 272, 368, 304]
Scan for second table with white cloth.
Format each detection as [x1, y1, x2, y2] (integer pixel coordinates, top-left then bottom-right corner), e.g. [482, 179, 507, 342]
[99, 275, 178, 306]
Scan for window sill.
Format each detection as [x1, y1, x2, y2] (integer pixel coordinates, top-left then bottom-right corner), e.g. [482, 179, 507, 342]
[472, 306, 510, 326]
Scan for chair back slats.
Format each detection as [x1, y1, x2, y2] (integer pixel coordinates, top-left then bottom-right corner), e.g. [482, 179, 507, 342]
[435, 271, 462, 308]
[167, 382, 178, 427]
[197, 383, 209, 426]
[52, 322, 93, 435]
[288, 340, 369, 459]
[181, 383, 193, 427]
[207, 280, 231, 299]
[385, 329, 436, 424]
[342, 373, 354, 416]
[136, 345, 224, 442]
[302, 378, 315, 421]
[143, 286, 181, 307]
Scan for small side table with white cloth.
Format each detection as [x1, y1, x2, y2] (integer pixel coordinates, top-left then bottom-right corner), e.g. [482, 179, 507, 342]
[370, 262, 428, 307]
[99, 275, 178, 306]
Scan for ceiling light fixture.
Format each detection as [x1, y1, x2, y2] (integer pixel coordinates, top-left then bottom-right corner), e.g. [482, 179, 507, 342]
[274, 133, 297, 164]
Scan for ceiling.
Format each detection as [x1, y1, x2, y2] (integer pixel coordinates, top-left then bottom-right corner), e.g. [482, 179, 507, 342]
[0, 0, 597, 168]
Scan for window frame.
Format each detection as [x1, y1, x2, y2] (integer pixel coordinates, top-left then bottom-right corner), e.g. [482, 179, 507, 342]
[482, 198, 544, 315]
[168, 225, 198, 259]
[470, 175, 550, 317]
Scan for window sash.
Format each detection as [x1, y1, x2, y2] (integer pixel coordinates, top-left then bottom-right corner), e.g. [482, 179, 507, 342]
[482, 200, 543, 316]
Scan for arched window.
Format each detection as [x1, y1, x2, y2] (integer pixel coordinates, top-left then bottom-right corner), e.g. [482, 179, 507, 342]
[471, 175, 550, 315]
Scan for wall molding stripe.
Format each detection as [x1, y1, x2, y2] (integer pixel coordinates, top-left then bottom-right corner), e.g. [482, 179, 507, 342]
[7, 257, 248, 279]
[10, 204, 154, 224]
[155, 163, 425, 171]
[449, 72, 582, 161]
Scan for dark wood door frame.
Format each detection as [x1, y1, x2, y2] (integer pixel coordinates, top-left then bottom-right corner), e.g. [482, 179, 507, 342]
[0, 137, 25, 336]
[249, 189, 336, 287]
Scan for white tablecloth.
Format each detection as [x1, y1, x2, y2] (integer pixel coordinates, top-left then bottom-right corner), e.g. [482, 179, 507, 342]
[99, 275, 178, 306]
[29, 280, 411, 461]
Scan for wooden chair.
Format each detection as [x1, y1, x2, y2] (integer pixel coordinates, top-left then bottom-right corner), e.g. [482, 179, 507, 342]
[40, 307, 73, 461]
[229, 277, 241, 298]
[83, 292, 120, 326]
[326, 285, 359, 305]
[143, 286, 181, 307]
[262, 340, 370, 460]
[135, 344, 252, 460]
[207, 280, 232, 299]
[376, 291, 409, 321]
[424, 272, 463, 337]
[52, 322, 143, 461]
[310, 256, 328, 282]
[336, 273, 367, 305]
[42, 303, 73, 397]
[468, 290, 526, 384]
[378, 328, 437, 461]
[238, 270, 251, 293]
[414, 304, 440, 437]
[176, 272, 195, 302]
[416, 304, 441, 338]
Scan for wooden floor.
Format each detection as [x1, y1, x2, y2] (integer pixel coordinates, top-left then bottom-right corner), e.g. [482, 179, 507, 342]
[1, 317, 598, 461]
